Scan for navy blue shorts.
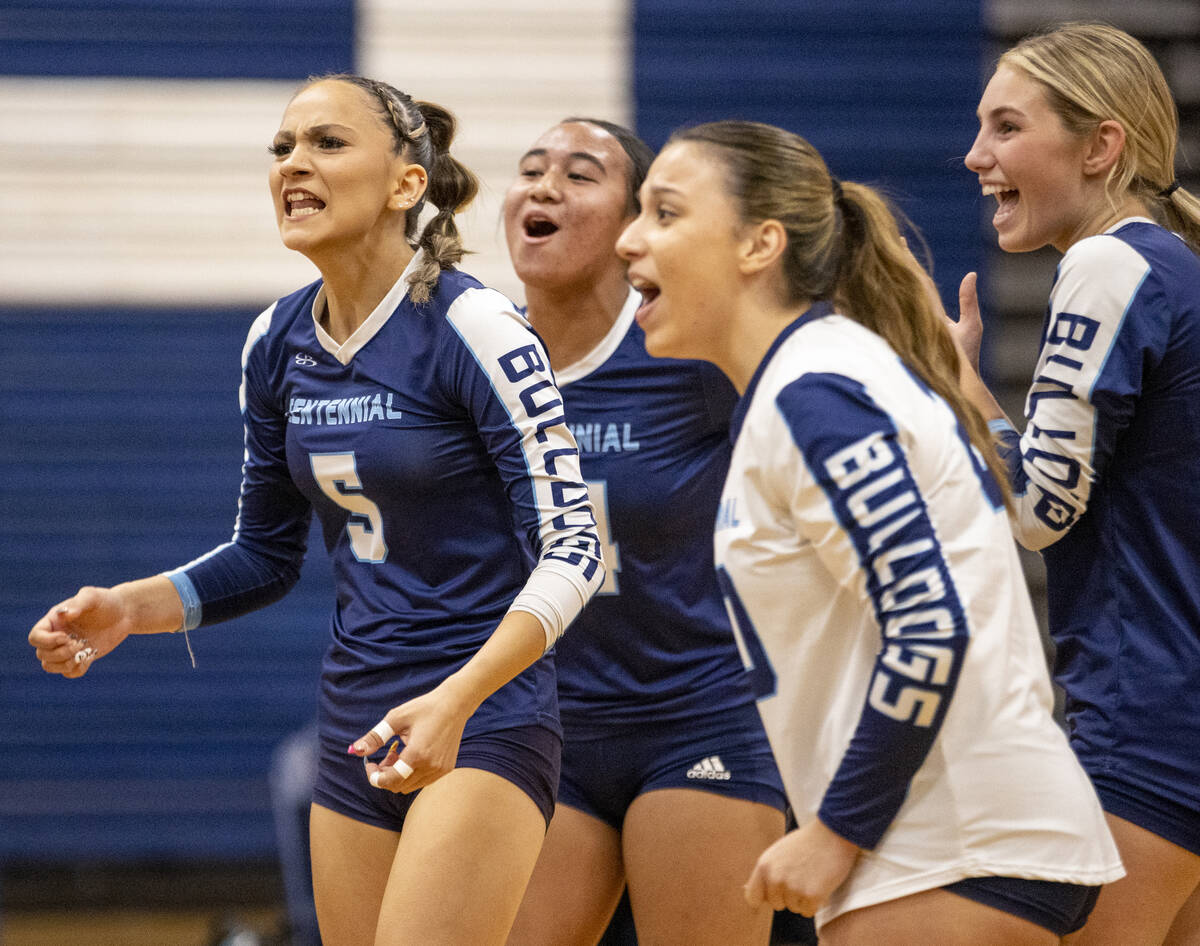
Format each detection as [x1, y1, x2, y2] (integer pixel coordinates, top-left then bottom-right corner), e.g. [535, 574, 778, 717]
[311, 723, 561, 830]
[944, 875, 1101, 937]
[1091, 772, 1200, 857]
[557, 701, 787, 830]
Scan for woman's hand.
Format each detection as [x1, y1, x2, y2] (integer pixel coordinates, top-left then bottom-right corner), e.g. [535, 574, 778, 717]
[743, 818, 860, 917]
[28, 586, 134, 677]
[348, 683, 475, 795]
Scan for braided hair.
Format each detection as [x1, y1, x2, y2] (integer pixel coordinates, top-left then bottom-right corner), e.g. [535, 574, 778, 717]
[309, 74, 480, 303]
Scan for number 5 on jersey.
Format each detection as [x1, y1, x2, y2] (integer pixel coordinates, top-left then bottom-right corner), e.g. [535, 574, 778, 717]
[311, 452, 388, 563]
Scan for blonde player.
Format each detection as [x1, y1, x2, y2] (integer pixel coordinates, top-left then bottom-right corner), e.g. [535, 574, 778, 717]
[955, 23, 1200, 945]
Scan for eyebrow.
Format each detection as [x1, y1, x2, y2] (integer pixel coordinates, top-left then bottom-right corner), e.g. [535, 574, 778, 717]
[273, 123, 355, 141]
[977, 105, 1025, 122]
[519, 148, 608, 174]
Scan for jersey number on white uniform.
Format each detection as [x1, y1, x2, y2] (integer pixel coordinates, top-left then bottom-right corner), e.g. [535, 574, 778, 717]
[586, 479, 621, 595]
[716, 566, 777, 698]
[311, 452, 388, 563]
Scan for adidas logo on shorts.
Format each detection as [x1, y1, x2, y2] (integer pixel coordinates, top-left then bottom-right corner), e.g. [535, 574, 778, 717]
[686, 755, 732, 780]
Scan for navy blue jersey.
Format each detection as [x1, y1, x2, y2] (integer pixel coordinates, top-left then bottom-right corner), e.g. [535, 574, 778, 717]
[170, 257, 602, 748]
[549, 290, 754, 724]
[994, 218, 1200, 810]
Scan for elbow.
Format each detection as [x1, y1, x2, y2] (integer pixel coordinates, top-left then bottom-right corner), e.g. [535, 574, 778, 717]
[1008, 515, 1067, 553]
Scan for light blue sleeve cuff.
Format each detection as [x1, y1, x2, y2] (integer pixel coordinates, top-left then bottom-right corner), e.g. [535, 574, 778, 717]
[166, 570, 202, 632]
[988, 418, 1018, 436]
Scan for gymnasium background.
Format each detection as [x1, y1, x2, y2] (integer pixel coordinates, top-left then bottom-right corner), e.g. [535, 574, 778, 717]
[1, 0, 1196, 941]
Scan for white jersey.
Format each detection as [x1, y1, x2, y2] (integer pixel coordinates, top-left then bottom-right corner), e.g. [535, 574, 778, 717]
[713, 308, 1122, 927]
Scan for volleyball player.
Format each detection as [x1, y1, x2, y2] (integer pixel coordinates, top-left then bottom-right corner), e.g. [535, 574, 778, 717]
[615, 119, 1124, 945]
[28, 75, 603, 946]
[955, 23, 1200, 945]
[501, 118, 788, 946]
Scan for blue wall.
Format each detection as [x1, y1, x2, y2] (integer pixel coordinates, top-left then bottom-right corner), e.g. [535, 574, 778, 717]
[0, 308, 333, 860]
[634, 0, 985, 307]
[0, 0, 354, 78]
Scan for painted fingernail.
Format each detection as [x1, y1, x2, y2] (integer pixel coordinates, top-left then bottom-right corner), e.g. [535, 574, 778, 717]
[348, 743, 360, 755]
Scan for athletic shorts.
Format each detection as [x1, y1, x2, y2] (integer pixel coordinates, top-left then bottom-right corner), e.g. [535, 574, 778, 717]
[311, 723, 561, 830]
[557, 701, 787, 830]
[1091, 772, 1200, 856]
[944, 875, 1101, 937]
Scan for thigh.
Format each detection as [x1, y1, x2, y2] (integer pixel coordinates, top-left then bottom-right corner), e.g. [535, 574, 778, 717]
[623, 788, 785, 946]
[378, 766, 547, 946]
[1165, 880, 1200, 946]
[507, 803, 626, 946]
[309, 801, 401, 946]
[1065, 813, 1200, 946]
[820, 887, 1059, 946]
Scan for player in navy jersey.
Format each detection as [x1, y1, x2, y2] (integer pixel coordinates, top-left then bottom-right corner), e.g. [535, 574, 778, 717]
[953, 23, 1200, 946]
[616, 120, 1125, 945]
[501, 119, 788, 946]
[28, 75, 603, 946]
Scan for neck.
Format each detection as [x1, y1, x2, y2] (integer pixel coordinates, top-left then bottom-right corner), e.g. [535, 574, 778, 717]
[315, 235, 416, 344]
[717, 292, 813, 394]
[1058, 192, 1152, 254]
[523, 267, 631, 372]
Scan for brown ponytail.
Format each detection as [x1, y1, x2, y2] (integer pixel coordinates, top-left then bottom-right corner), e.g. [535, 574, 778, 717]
[669, 120, 1010, 507]
[406, 101, 479, 304]
[834, 182, 1009, 505]
[301, 75, 480, 303]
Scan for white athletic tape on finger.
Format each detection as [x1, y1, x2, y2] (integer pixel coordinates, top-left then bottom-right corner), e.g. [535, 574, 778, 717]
[74, 647, 97, 664]
[367, 759, 413, 789]
[370, 720, 395, 745]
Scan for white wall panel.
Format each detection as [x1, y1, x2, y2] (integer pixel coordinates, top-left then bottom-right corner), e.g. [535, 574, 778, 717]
[0, 2, 630, 308]
[359, 0, 631, 302]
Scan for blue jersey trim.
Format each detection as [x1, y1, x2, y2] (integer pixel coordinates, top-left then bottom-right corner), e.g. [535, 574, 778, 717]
[167, 569, 202, 632]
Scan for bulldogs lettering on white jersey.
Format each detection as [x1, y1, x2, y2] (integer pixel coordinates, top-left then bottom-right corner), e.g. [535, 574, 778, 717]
[715, 305, 1122, 927]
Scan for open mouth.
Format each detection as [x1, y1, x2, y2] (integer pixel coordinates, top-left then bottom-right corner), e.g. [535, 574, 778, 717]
[523, 215, 559, 239]
[629, 277, 660, 320]
[286, 189, 326, 218]
[982, 183, 1019, 225]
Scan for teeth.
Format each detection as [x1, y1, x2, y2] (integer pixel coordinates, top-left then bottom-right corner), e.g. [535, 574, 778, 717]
[290, 206, 321, 216]
[981, 184, 1017, 197]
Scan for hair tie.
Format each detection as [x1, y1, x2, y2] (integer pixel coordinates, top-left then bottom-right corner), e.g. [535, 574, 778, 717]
[1159, 180, 1181, 199]
[830, 177, 844, 205]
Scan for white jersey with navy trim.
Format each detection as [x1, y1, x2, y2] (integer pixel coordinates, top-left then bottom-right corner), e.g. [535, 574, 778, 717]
[549, 288, 755, 724]
[993, 218, 1200, 811]
[714, 307, 1121, 926]
[170, 253, 603, 747]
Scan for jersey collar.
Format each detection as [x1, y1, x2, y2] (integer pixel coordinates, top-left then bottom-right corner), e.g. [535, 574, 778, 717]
[552, 287, 640, 386]
[310, 249, 424, 365]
